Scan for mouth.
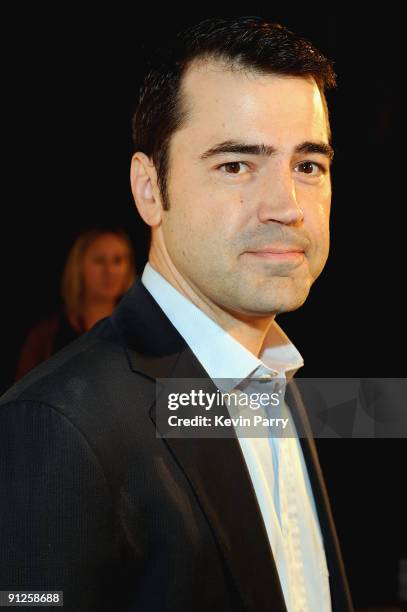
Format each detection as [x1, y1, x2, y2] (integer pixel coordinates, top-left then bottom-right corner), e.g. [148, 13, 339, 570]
[244, 246, 305, 262]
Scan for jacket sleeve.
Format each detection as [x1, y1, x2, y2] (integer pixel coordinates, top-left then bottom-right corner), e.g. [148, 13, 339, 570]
[0, 400, 120, 611]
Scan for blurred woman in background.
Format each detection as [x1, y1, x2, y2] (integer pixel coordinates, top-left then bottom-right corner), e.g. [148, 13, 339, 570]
[15, 227, 136, 380]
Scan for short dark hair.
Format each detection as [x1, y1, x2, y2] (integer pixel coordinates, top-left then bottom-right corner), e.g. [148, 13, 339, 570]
[132, 16, 337, 210]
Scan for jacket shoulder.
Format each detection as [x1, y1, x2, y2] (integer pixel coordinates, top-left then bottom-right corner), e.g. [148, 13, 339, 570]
[2, 317, 118, 405]
[1, 315, 155, 488]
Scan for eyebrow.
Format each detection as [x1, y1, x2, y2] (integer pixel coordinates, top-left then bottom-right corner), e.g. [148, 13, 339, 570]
[200, 140, 335, 162]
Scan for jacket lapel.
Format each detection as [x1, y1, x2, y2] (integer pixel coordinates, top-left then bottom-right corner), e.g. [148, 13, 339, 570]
[286, 380, 354, 612]
[111, 279, 288, 612]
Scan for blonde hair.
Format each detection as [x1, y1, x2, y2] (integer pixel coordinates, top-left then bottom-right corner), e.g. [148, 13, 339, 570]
[61, 228, 136, 330]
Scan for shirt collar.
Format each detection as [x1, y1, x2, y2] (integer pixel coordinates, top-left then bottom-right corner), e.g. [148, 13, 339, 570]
[141, 262, 304, 388]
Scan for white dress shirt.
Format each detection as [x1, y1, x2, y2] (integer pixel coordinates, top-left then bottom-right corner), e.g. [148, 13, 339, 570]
[142, 262, 331, 611]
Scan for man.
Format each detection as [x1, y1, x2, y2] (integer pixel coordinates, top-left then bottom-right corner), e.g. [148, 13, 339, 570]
[0, 17, 354, 612]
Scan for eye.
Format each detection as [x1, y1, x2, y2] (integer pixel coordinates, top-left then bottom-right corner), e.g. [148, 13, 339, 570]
[218, 161, 249, 175]
[295, 161, 327, 176]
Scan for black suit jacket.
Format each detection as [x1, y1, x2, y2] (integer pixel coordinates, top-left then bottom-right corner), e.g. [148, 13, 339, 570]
[0, 279, 354, 611]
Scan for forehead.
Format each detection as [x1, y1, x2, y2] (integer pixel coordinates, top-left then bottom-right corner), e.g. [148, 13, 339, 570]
[177, 59, 329, 145]
[86, 234, 128, 254]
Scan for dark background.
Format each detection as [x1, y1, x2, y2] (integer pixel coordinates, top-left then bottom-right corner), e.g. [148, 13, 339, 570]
[2, 7, 405, 609]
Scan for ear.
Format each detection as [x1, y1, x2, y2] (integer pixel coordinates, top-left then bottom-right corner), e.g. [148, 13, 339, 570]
[130, 152, 164, 227]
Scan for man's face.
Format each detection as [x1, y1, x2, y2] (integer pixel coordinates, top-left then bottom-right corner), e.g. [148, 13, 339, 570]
[158, 60, 332, 317]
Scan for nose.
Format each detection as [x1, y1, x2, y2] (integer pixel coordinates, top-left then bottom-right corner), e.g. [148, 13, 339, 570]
[257, 165, 304, 225]
[103, 261, 117, 276]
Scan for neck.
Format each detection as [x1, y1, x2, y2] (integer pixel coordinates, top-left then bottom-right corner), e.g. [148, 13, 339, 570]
[149, 248, 275, 357]
[80, 299, 116, 331]
[224, 310, 275, 357]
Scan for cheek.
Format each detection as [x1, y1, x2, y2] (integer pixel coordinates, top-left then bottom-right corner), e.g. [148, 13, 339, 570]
[118, 263, 129, 277]
[83, 263, 101, 284]
[317, 199, 331, 241]
[305, 188, 330, 235]
[165, 188, 232, 244]
[169, 161, 239, 229]
[306, 204, 331, 275]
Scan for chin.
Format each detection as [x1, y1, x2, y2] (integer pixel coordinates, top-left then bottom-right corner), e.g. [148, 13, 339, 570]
[274, 297, 308, 314]
[96, 290, 120, 301]
[245, 286, 311, 316]
[279, 286, 311, 312]
[262, 275, 312, 309]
